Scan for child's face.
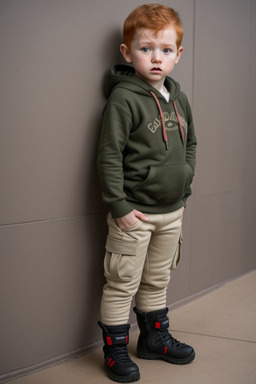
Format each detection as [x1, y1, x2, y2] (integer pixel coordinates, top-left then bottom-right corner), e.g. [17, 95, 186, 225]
[121, 25, 183, 90]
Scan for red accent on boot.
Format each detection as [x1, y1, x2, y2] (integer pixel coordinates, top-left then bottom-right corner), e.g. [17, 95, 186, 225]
[106, 336, 113, 345]
[164, 346, 168, 354]
[107, 357, 116, 367]
[107, 358, 112, 366]
[155, 322, 161, 329]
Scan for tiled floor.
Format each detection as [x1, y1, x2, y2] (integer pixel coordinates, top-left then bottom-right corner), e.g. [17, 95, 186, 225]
[7, 270, 256, 384]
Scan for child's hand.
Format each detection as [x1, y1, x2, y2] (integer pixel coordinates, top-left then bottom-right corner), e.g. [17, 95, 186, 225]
[116, 210, 149, 230]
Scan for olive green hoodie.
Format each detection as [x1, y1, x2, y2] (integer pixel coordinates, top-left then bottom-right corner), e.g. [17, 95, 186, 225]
[97, 64, 197, 218]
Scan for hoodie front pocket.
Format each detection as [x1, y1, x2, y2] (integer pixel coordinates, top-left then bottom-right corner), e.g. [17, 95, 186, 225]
[104, 235, 137, 281]
[134, 162, 193, 205]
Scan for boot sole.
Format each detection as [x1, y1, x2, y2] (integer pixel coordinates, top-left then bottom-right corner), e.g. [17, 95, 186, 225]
[105, 366, 140, 383]
[137, 350, 195, 365]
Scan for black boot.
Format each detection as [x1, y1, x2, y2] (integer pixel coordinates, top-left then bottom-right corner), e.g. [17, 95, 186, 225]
[133, 307, 195, 365]
[98, 321, 140, 383]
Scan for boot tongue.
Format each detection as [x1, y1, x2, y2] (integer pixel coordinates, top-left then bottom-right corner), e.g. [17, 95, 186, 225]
[154, 311, 170, 330]
[155, 318, 169, 330]
[105, 334, 129, 346]
[98, 321, 130, 346]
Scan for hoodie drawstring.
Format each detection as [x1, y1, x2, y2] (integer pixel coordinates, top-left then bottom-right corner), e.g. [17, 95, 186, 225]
[173, 101, 184, 143]
[150, 91, 184, 150]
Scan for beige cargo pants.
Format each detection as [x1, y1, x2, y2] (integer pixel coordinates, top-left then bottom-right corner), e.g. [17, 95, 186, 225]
[100, 208, 183, 325]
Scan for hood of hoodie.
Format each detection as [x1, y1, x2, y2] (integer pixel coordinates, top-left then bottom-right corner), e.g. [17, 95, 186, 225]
[104, 64, 181, 101]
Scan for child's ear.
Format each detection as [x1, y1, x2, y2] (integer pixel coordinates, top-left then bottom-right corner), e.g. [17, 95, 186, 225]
[175, 46, 183, 64]
[120, 44, 132, 63]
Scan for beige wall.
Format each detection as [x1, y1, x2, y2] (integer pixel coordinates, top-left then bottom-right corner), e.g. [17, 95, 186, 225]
[0, 0, 256, 381]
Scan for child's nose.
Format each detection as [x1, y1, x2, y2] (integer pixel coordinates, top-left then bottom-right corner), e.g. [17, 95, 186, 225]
[152, 49, 162, 63]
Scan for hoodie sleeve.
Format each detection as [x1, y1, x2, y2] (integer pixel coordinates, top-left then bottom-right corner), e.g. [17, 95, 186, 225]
[180, 94, 197, 206]
[97, 95, 133, 218]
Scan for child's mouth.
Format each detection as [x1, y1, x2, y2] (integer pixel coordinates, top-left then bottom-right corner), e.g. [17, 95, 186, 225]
[151, 67, 162, 72]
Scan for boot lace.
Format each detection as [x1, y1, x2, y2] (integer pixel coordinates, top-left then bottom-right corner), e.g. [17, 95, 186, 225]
[160, 330, 184, 349]
[111, 345, 133, 364]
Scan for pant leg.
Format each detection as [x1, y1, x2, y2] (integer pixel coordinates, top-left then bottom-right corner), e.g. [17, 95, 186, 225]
[135, 208, 183, 312]
[100, 213, 153, 325]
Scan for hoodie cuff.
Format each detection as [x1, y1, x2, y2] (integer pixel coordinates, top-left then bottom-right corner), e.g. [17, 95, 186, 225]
[110, 200, 133, 219]
[181, 186, 192, 207]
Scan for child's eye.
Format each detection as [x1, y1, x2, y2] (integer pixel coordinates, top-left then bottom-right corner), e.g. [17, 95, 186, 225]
[163, 48, 173, 53]
[141, 47, 150, 52]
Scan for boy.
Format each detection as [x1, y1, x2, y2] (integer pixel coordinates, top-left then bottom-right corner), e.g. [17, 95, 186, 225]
[97, 4, 197, 383]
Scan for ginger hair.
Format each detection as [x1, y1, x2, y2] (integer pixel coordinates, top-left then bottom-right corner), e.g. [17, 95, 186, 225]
[123, 4, 183, 49]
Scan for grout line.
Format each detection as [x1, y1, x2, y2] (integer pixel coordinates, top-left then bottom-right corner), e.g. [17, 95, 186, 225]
[171, 329, 256, 344]
[0, 212, 107, 229]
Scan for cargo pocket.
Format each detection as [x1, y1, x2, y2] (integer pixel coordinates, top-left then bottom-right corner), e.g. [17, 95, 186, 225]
[104, 235, 137, 281]
[171, 230, 183, 270]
